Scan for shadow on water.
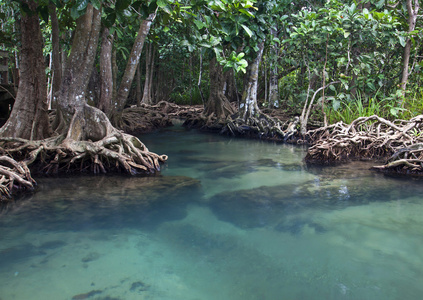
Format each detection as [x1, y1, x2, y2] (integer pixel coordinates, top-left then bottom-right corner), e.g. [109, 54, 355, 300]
[0, 240, 67, 269]
[209, 160, 423, 231]
[0, 174, 204, 272]
[0, 175, 203, 232]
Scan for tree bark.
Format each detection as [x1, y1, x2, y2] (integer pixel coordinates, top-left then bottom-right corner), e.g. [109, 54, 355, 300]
[115, 11, 157, 111]
[136, 61, 142, 106]
[56, 4, 101, 122]
[48, 3, 62, 109]
[224, 69, 238, 103]
[240, 41, 265, 120]
[0, 0, 50, 140]
[142, 43, 155, 105]
[98, 27, 114, 114]
[268, 28, 279, 108]
[204, 57, 235, 119]
[112, 44, 118, 101]
[400, 0, 419, 100]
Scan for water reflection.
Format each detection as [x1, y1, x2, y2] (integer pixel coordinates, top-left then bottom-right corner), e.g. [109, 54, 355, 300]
[0, 126, 423, 300]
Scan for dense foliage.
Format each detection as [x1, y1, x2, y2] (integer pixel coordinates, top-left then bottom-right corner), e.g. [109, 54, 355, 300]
[0, 0, 422, 123]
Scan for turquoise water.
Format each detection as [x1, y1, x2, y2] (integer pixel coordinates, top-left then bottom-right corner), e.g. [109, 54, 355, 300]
[1, 124, 423, 300]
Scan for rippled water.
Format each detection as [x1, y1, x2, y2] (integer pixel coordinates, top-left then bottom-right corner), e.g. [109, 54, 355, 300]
[1, 124, 423, 300]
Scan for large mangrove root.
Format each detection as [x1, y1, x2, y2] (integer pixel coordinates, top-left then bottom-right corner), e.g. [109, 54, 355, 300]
[0, 155, 35, 201]
[222, 113, 300, 142]
[371, 143, 423, 175]
[112, 101, 203, 134]
[112, 101, 175, 133]
[0, 130, 167, 176]
[305, 115, 423, 171]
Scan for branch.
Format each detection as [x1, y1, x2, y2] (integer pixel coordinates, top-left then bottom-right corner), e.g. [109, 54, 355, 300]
[387, 1, 400, 8]
[0, 85, 15, 100]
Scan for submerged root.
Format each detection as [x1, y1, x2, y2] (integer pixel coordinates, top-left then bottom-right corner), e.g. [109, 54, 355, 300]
[305, 115, 423, 174]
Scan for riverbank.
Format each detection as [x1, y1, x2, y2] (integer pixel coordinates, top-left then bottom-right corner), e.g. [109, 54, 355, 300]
[1, 103, 422, 201]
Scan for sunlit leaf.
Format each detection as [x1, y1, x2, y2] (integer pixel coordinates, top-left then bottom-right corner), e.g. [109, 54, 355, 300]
[241, 24, 253, 38]
[399, 36, 406, 47]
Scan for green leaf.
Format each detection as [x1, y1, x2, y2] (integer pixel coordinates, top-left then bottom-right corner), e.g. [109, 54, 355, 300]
[157, 0, 167, 8]
[193, 19, 205, 30]
[239, 9, 254, 18]
[76, 0, 89, 11]
[241, 24, 253, 38]
[70, 7, 83, 19]
[367, 82, 376, 91]
[104, 12, 116, 27]
[332, 99, 341, 111]
[390, 107, 399, 117]
[91, 0, 102, 10]
[348, 3, 356, 15]
[236, 52, 245, 60]
[375, 0, 385, 9]
[399, 36, 406, 47]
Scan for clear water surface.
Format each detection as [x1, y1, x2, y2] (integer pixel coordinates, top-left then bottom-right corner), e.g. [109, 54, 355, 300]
[1, 124, 423, 300]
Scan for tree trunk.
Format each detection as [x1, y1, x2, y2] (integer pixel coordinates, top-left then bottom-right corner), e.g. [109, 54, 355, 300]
[115, 11, 157, 111]
[224, 69, 239, 103]
[98, 27, 114, 114]
[400, 0, 419, 101]
[136, 61, 142, 106]
[268, 28, 279, 108]
[204, 57, 235, 119]
[142, 43, 154, 105]
[48, 2, 62, 109]
[0, 0, 50, 140]
[240, 41, 265, 120]
[112, 44, 118, 101]
[1, 3, 167, 176]
[56, 4, 101, 126]
[148, 48, 155, 103]
[87, 65, 100, 107]
[268, 67, 278, 108]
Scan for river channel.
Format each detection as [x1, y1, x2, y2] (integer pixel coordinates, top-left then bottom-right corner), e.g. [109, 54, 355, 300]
[1, 124, 422, 300]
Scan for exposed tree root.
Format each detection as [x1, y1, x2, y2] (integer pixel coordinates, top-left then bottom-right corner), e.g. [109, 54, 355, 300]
[183, 113, 224, 132]
[112, 101, 203, 134]
[183, 107, 300, 142]
[305, 115, 423, 174]
[0, 103, 172, 200]
[371, 143, 423, 175]
[0, 103, 169, 201]
[222, 113, 300, 142]
[0, 155, 35, 201]
[0, 131, 167, 176]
